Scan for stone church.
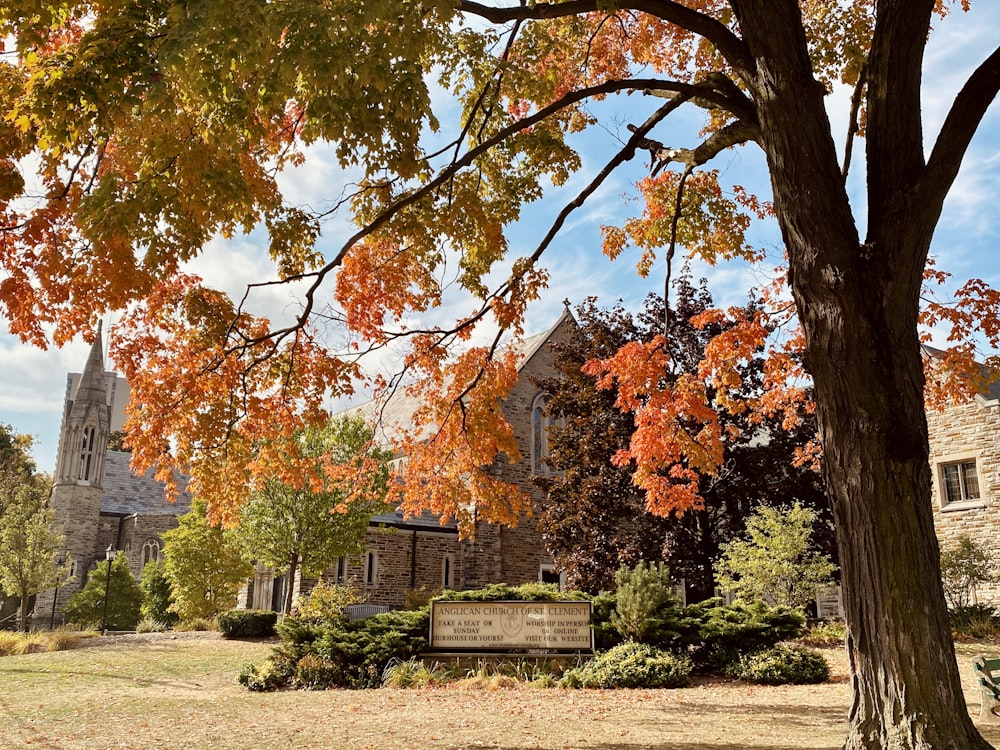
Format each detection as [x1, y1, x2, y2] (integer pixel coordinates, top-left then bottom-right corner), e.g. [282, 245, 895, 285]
[34, 312, 574, 625]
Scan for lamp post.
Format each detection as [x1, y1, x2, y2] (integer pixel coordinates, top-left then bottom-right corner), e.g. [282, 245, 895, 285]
[101, 545, 117, 635]
[48, 552, 66, 630]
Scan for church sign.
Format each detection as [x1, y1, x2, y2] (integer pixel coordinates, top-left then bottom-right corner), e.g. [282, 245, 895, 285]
[430, 600, 593, 651]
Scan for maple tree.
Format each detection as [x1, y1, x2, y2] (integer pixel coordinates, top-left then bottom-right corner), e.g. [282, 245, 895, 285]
[229, 416, 393, 615]
[536, 283, 832, 598]
[1, 1, 999, 747]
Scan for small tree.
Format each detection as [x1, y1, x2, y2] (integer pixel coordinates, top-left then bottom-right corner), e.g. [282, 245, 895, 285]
[715, 503, 837, 609]
[162, 499, 252, 621]
[0, 478, 69, 631]
[63, 556, 142, 631]
[140, 560, 179, 627]
[229, 416, 392, 614]
[610, 561, 684, 645]
[940, 536, 995, 610]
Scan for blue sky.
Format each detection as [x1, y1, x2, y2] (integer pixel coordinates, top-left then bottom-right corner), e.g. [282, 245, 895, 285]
[2, 5, 998, 474]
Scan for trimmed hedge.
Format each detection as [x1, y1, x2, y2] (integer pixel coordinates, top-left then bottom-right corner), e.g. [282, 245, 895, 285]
[726, 644, 829, 685]
[218, 609, 278, 639]
[564, 642, 692, 689]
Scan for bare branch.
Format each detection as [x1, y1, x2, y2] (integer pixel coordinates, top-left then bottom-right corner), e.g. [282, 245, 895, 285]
[842, 62, 868, 181]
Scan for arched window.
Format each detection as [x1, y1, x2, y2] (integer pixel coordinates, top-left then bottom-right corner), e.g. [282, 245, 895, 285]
[532, 394, 562, 474]
[79, 425, 96, 481]
[442, 555, 454, 589]
[335, 556, 347, 584]
[140, 539, 161, 567]
[364, 551, 377, 586]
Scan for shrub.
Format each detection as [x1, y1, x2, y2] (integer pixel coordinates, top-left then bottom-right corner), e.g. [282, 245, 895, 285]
[714, 503, 837, 608]
[609, 562, 693, 648]
[294, 653, 345, 689]
[686, 600, 805, 672]
[726, 644, 829, 685]
[243, 607, 431, 691]
[799, 620, 847, 647]
[566, 642, 692, 689]
[940, 536, 996, 609]
[295, 581, 361, 624]
[949, 604, 1000, 640]
[439, 582, 584, 602]
[404, 585, 441, 610]
[589, 591, 621, 651]
[135, 617, 170, 634]
[218, 609, 278, 639]
[239, 657, 292, 692]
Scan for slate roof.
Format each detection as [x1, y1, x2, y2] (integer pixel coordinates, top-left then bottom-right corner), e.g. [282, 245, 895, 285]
[369, 507, 458, 532]
[100, 451, 193, 517]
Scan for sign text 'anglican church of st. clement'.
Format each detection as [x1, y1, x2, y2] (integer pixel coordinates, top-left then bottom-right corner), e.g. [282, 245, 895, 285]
[430, 600, 593, 651]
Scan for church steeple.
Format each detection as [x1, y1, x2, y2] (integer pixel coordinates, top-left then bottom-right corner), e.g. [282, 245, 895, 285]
[54, 324, 112, 487]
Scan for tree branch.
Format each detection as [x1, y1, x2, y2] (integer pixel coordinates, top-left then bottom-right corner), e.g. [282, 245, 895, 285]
[458, 0, 753, 79]
[233, 77, 738, 351]
[922, 43, 1000, 213]
[842, 62, 868, 181]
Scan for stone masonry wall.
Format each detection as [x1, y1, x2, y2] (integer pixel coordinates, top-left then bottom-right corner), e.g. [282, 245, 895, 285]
[927, 397, 1000, 605]
[475, 313, 577, 586]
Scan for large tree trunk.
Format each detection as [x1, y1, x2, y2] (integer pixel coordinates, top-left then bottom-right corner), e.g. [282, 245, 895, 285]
[733, 1, 991, 747]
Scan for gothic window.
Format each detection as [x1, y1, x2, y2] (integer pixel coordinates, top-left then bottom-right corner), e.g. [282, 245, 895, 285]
[364, 550, 377, 586]
[531, 394, 563, 474]
[442, 555, 454, 589]
[335, 556, 347, 584]
[938, 456, 983, 509]
[531, 394, 550, 473]
[140, 539, 161, 567]
[78, 425, 96, 481]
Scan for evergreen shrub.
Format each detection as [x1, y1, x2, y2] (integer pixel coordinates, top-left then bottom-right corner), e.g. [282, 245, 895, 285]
[218, 609, 279, 638]
[589, 591, 621, 650]
[686, 600, 804, 672]
[246, 608, 430, 690]
[610, 562, 690, 647]
[438, 582, 582, 602]
[949, 604, 1000, 640]
[563, 642, 692, 689]
[726, 644, 829, 685]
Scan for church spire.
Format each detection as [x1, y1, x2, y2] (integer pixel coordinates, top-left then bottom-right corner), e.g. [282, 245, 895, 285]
[55, 324, 111, 487]
[70, 322, 106, 406]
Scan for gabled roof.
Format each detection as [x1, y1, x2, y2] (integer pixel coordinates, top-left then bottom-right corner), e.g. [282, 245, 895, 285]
[351, 310, 575, 444]
[100, 451, 193, 517]
[921, 344, 1000, 404]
